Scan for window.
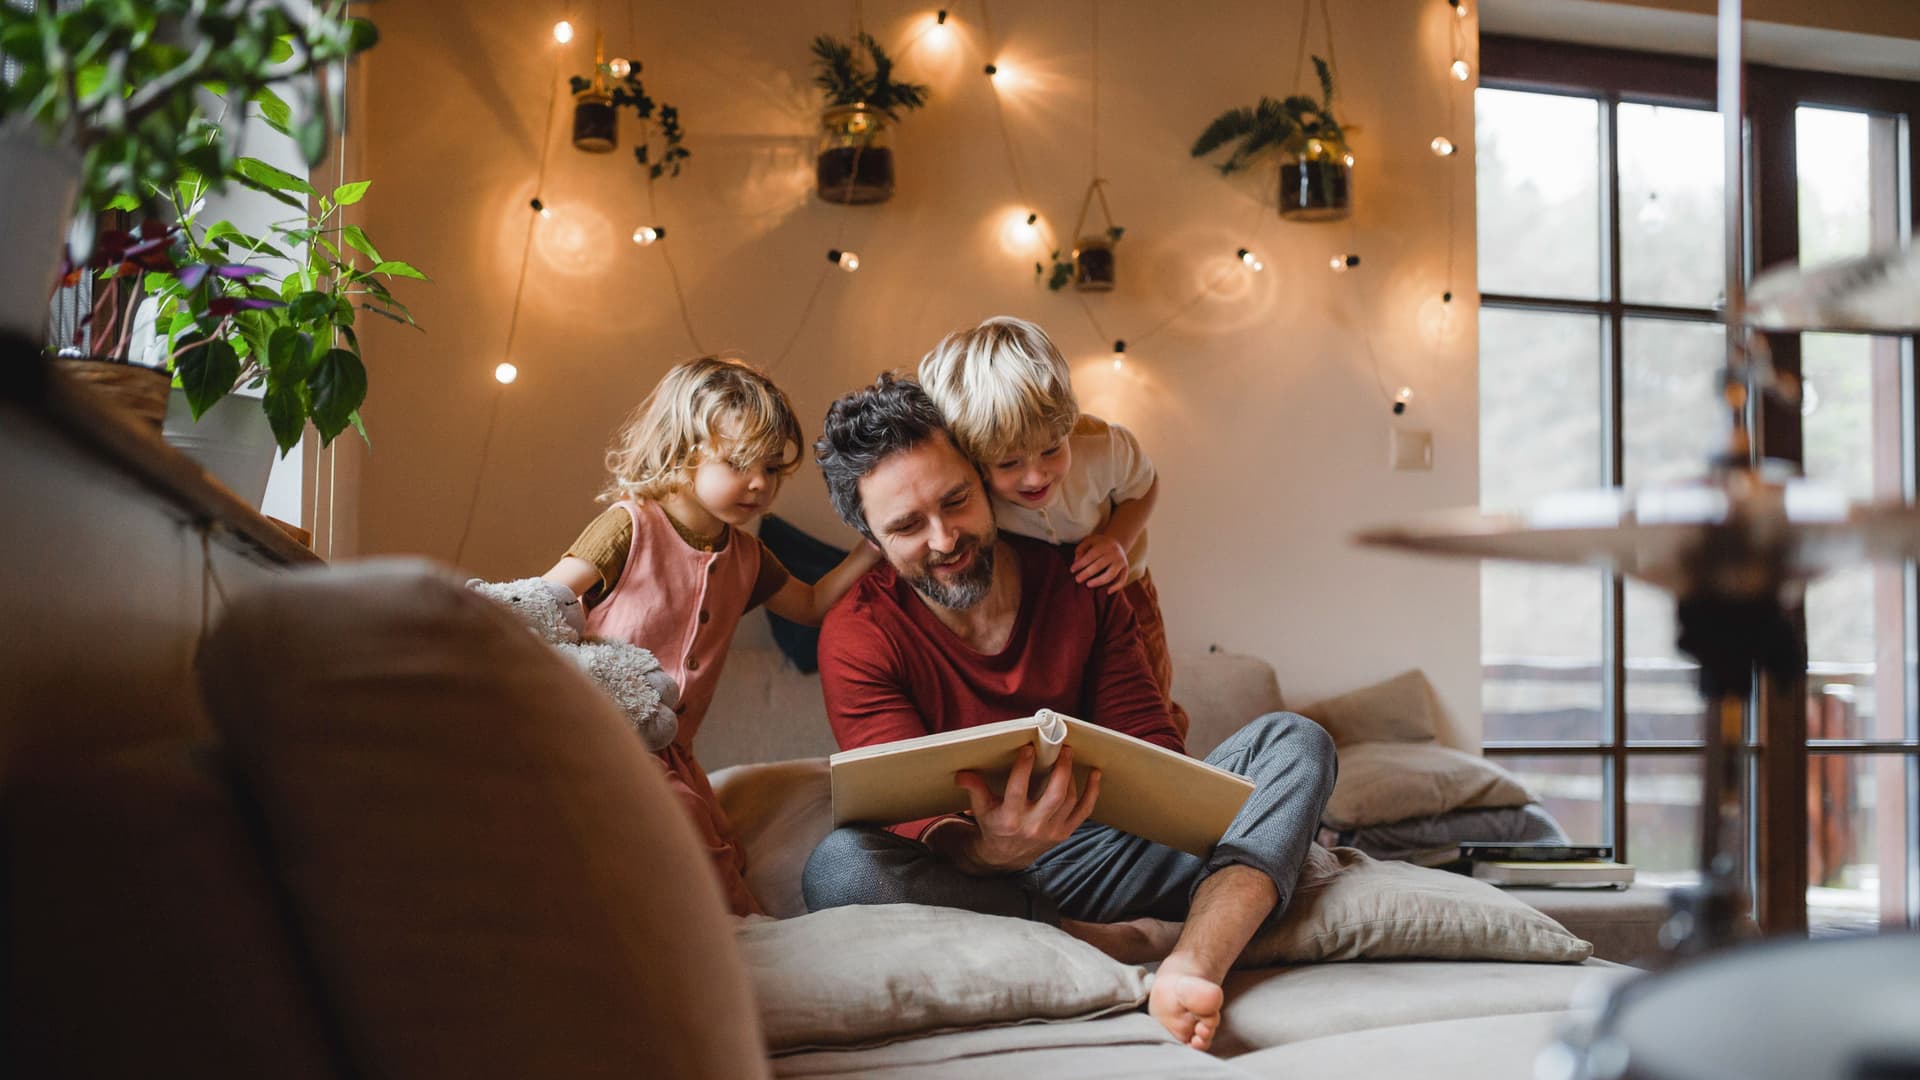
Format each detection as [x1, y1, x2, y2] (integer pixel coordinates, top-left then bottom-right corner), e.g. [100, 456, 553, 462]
[1476, 37, 1920, 935]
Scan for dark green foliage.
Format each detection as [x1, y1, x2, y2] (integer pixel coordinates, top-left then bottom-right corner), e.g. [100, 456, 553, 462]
[1036, 226, 1124, 292]
[0, 0, 374, 257]
[570, 60, 691, 179]
[810, 32, 928, 118]
[1190, 55, 1349, 175]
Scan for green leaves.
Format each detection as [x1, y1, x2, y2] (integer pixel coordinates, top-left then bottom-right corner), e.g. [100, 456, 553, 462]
[236, 155, 314, 195]
[308, 348, 367, 443]
[371, 260, 427, 280]
[331, 180, 370, 206]
[176, 337, 240, 419]
[341, 224, 381, 263]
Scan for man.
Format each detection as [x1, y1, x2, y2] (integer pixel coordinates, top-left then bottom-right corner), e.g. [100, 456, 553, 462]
[804, 373, 1335, 1051]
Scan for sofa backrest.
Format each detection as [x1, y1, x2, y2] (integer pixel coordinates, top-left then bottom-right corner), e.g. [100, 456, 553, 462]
[699, 646, 1286, 769]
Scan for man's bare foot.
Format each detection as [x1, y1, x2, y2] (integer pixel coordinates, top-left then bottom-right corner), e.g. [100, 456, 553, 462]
[1147, 954, 1226, 1051]
[1060, 916, 1185, 964]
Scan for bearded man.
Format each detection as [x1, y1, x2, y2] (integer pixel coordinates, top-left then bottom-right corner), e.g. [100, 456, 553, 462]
[803, 373, 1336, 1052]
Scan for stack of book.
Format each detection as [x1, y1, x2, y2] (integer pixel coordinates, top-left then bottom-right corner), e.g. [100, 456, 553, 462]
[1454, 843, 1636, 888]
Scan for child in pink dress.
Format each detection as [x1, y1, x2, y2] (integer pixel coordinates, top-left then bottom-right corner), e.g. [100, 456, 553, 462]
[544, 356, 876, 915]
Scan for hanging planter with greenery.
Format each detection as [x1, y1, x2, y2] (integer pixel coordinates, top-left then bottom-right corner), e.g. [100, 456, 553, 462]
[1038, 180, 1124, 292]
[1190, 56, 1355, 222]
[809, 31, 927, 205]
[566, 34, 689, 178]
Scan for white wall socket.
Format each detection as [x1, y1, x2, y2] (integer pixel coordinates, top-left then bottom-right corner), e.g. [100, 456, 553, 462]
[1391, 428, 1433, 471]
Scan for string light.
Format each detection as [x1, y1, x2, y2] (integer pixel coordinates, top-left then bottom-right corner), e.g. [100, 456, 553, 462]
[1343, 153, 1356, 167]
[1111, 339, 1127, 370]
[495, 362, 519, 385]
[1429, 136, 1456, 157]
[529, 197, 551, 219]
[1450, 58, 1471, 82]
[631, 225, 665, 246]
[1393, 386, 1413, 415]
[1443, 290, 1454, 303]
[1330, 254, 1360, 273]
[1449, 0, 1469, 16]
[608, 57, 631, 78]
[552, 20, 574, 43]
[983, 62, 998, 77]
[936, 9, 949, 23]
[827, 248, 860, 272]
[1237, 247, 1265, 272]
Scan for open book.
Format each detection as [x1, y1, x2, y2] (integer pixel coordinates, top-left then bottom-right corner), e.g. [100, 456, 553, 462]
[828, 709, 1256, 856]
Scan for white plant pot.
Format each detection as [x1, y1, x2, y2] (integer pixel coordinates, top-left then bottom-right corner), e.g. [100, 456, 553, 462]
[0, 126, 81, 341]
[163, 389, 282, 509]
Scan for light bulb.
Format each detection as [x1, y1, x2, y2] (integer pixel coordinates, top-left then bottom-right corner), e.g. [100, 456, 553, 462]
[1343, 153, 1356, 167]
[1452, 0, 1469, 17]
[1111, 339, 1127, 370]
[1450, 58, 1471, 82]
[553, 20, 574, 43]
[530, 197, 551, 219]
[608, 57, 631, 78]
[1430, 136, 1456, 156]
[828, 248, 860, 272]
[631, 225, 664, 246]
[1330, 254, 1359, 273]
[1237, 247, 1265, 272]
[1396, 386, 1414, 403]
[495, 362, 519, 384]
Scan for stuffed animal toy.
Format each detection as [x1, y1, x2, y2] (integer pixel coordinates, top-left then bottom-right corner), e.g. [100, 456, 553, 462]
[467, 577, 680, 752]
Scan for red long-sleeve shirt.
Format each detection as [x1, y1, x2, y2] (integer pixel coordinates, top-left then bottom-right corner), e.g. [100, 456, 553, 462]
[818, 536, 1182, 838]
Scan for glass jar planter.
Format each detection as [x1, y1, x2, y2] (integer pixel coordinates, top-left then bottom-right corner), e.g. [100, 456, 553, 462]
[1279, 142, 1352, 222]
[816, 103, 895, 205]
[1072, 235, 1116, 292]
[572, 85, 617, 152]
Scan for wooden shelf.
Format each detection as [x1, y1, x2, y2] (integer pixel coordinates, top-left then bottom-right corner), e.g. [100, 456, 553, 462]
[2, 335, 320, 569]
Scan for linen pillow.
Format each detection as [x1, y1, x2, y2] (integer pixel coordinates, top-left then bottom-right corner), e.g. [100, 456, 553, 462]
[1297, 669, 1440, 746]
[737, 904, 1150, 1053]
[1333, 803, 1569, 863]
[711, 757, 834, 919]
[1244, 845, 1592, 966]
[1323, 742, 1535, 829]
[196, 559, 769, 1080]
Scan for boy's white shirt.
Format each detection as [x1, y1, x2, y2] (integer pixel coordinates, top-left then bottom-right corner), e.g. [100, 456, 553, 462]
[990, 414, 1157, 582]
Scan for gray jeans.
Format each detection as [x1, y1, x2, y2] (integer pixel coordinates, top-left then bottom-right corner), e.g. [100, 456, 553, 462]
[802, 711, 1337, 925]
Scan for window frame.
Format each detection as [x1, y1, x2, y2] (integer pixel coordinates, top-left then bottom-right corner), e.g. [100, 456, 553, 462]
[1478, 34, 1920, 934]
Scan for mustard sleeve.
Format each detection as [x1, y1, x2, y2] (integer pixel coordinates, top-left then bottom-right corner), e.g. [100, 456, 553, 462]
[565, 506, 635, 603]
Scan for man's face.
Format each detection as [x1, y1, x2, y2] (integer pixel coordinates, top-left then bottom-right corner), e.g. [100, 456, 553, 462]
[858, 434, 999, 609]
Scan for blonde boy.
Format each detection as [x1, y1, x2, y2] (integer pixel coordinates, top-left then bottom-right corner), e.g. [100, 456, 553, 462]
[917, 316, 1189, 739]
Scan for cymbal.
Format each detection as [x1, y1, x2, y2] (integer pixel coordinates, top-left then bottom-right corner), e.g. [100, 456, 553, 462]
[1355, 480, 1920, 596]
[1746, 243, 1920, 334]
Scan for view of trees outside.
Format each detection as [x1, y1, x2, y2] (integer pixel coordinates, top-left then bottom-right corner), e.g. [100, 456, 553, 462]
[1477, 91, 1907, 909]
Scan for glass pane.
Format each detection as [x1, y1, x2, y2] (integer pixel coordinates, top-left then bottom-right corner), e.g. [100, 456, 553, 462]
[1796, 106, 1873, 269]
[1618, 103, 1725, 308]
[1494, 754, 1608, 846]
[1481, 308, 1605, 741]
[1622, 317, 1726, 489]
[1624, 582, 1703, 742]
[1476, 88, 1604, 300]
[1807, 753, 1914, 935]
[1626, 753, 1703, 887]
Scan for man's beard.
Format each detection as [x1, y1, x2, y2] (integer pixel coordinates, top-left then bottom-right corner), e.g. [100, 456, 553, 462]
[904, 528, 998, 609]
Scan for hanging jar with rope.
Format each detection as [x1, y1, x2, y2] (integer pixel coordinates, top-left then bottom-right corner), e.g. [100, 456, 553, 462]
[1190, 53, 1355, 222]
[809, 31, 928, 205]
[1040, 180, 1124, 292]
[572, 33, 618, 152]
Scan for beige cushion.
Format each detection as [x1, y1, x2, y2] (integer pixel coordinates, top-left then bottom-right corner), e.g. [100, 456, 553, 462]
[738, 904, 1148, 1053]
[1296, 669, 1439, 746]
[1323, 742, 1534, 828]
[1214, 959, 1627, 1055]
[197, 559, 770, 1080]
[1230, 1010, 1569, 1079]
[712, 757, 834, 918]
[1245, 846, 1592, 966]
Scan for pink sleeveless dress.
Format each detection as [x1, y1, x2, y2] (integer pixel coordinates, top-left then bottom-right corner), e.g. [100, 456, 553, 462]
[585, 499, 764, 915]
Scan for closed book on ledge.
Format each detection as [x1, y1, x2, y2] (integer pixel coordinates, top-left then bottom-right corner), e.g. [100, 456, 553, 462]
[828, 709, 1256, 857]
[1471, 860, 1636, 887]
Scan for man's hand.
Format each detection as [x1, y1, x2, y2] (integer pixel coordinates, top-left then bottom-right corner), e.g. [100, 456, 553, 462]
[951, 745, 1101, 873]
[1071, 534, 1129, 593]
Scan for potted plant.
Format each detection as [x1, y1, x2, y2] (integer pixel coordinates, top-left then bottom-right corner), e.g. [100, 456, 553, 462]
[1190, 56, 1354, 222]
[809, 32, 927, 205]
[0, 0, 373, 342]
[141, 160, 423, 504]
[1038, 227, 1125, 293]
[567, 36, 689, 178]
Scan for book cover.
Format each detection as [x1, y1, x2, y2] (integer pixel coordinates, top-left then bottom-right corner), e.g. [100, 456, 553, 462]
[828, 709, 1256, 856]
[1459, 842, 1615, 863]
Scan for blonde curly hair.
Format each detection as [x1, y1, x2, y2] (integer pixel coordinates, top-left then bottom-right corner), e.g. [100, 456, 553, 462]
[599, 356, 804, 503]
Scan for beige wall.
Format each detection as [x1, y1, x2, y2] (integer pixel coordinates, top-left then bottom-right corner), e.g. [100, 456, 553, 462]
[348, 0, 1485, 743]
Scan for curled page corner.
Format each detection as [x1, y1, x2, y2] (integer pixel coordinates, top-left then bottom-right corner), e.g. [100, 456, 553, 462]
[1032, 709, 1068, 769]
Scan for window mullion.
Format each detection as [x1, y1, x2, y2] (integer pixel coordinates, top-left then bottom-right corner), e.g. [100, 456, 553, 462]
[1601, 94, 1631, 862]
